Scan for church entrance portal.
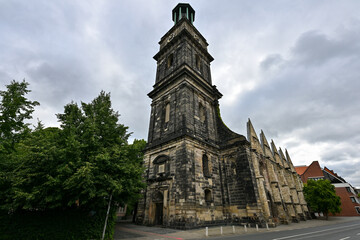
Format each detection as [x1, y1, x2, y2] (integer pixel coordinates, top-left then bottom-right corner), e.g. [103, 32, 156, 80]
[155, 203, 163, 225]
[153, 191, 163, 225]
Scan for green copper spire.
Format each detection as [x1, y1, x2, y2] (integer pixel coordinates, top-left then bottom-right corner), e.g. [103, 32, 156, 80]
[172, 3, 195, 24]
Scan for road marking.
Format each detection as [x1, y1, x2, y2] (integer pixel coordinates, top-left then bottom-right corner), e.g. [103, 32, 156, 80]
[117, 226, 184, 240]
[339, 237, 350, 240]
[357, 233, 360, 236]
[273, 223, 360, 240]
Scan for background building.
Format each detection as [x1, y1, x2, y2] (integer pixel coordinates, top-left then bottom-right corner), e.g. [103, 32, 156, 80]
[295, 162, 360, 216]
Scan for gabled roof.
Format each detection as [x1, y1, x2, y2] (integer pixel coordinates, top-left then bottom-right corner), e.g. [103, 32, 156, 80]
[295, 166, 308, 176]
[323, 167, 346, 183]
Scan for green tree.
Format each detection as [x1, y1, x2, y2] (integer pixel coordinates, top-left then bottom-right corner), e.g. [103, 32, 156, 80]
[0, 80, 39, 152]
[1, 87, 145, 214]
[303, 179, 341, 219]
[57, 91, 144, 209]
[0, 80, 39, 211]
[3, 127, 64, 211]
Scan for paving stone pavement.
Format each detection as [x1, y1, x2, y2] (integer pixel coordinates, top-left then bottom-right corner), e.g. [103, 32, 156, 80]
[114, 217, 359, 240]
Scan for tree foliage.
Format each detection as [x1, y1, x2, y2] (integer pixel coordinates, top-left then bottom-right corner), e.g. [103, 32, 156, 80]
[0, 81, 145, 214]
[0, 80, 39, 152]
[303, 179, 341, 219]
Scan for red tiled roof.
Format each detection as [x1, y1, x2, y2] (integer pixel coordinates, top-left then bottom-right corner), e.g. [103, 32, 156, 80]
[324, 167, 338, 177]
[295, 166, 308, 176]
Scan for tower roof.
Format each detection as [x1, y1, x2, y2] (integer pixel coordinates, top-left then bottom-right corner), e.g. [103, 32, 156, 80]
[172, 3, 195, 24]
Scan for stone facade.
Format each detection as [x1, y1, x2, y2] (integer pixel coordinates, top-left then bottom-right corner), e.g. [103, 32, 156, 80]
[136, 3, 310, 229]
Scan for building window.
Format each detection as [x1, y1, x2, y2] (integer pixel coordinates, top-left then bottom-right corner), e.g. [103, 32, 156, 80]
[355, 207, 360, 214]
[202, 154, 211, 178]
[205, 189, 212, 205]
[308, 177, 323, 181]
[153, 155, 170, 176]
[165, 103, 170, 123]
[199, 103, 206, 122]
[158, 164, 165, 173]
[195, 54, 201, 69]
[346, 187, 352, 193]
[167, 54, 174, 68]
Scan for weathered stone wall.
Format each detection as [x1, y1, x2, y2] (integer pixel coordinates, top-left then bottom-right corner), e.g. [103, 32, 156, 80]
[246, 120, 310, 224]
[137, 14, 310, 229]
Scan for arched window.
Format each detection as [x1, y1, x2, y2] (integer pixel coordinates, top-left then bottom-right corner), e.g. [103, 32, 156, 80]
[153, 155, 170, 177]
[167, 53, 174, 68]
[165, 103, 170, 123]
[202, 154, 210, 177]
[205, 189, 212, 205]
[195, 54, 201, 69]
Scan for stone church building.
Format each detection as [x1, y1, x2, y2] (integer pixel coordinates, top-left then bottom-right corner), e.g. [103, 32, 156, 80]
[136, 3, 310, 229]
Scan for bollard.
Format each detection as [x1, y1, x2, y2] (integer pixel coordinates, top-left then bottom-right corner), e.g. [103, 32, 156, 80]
[220, 226, 223, 235]
[244, 225, 247, 232]
[266, 223, 269, 230]
[232, 225, 235, 233]
[256, 224, 259, 231]
[205, 227, 208, 237]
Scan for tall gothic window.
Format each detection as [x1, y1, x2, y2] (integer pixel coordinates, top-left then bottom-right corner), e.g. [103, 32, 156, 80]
[202, 154, 210, 177]
[165, 103, 170, 123]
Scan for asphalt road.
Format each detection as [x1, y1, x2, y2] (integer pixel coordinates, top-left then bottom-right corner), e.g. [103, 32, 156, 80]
[203, 220, 360, 240]
[114, 218, 360, 240]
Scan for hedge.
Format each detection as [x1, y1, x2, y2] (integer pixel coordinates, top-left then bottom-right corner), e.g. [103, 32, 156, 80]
[0, 207, 116, 240]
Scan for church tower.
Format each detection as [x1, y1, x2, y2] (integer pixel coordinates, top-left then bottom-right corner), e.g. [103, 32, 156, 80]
[136, 3, 309, 229]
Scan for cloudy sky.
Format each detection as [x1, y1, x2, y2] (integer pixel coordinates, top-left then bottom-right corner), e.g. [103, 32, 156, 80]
[1, 0, 359, 187]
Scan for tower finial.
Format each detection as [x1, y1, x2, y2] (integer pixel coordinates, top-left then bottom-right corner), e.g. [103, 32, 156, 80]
[172, 3, 195, 24]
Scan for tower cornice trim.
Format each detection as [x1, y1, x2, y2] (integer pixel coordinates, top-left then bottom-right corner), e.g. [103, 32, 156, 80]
[154, 20, 214, 62]
[148, 63, 222, 99]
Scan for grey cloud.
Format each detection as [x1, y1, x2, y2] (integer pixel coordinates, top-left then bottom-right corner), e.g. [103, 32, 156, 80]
[221, 21, 360, 187]
[27, 60, 93, 105]
[260, 54, 284, 71]
[291, 29, 360, 66]
[228, 24, 360, 143]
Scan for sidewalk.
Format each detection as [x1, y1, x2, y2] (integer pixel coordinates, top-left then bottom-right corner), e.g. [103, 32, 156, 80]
[114, 217, 358, 240]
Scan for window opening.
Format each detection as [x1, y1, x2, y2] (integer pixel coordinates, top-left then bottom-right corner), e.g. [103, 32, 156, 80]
[158, 164, 165, 173]
[202, 154, 210, 177]
[195, 54, 201, 69]
[205, 189, 212, 205]
[165, 103, 170, 123]
[153, 155, 170, 177]
[167, 54, 174, 68]
[355, 207, 360, 214]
